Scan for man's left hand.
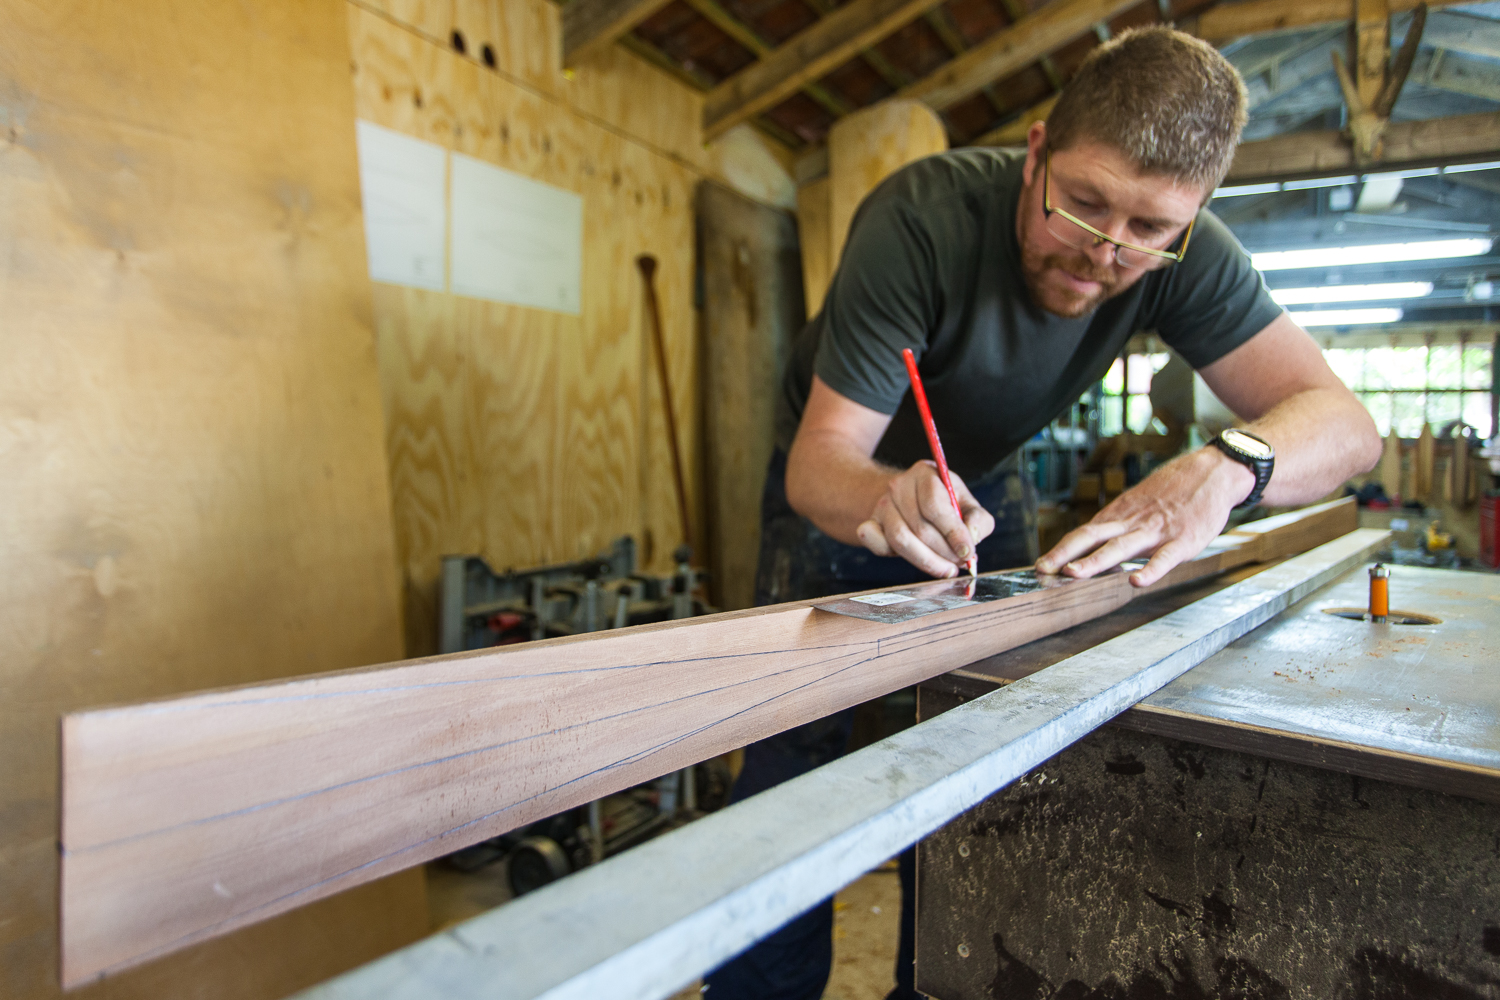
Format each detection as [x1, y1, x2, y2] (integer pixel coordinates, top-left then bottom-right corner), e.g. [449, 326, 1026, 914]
[1035, 445, 1255, 587]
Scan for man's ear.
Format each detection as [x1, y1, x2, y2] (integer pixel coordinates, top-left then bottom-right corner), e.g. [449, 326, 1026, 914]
[1021, 121, 1047, 187]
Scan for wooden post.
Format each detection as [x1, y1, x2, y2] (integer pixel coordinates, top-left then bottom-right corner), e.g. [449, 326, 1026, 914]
[828, 100, 948, 272]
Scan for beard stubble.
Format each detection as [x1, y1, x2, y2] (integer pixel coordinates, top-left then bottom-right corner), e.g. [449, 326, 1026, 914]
[1019, 245, 1123, 319]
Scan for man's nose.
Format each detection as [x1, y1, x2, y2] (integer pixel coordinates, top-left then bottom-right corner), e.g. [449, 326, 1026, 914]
[1082, 236, 1116, 267]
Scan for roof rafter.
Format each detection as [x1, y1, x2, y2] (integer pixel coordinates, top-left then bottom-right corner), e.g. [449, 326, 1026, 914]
[563, 0, 677, 67]
[894, 0, 1143, 111]
[703, 0, 956, 140]
[1188, 0, 1470, 44]
[1225, 109, 1500, 181]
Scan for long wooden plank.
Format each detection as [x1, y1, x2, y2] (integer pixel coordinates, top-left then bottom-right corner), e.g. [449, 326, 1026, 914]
[703, 0, 951, 140]
[1225, 111, 1500, 181]
[563, 0, 676, 67]
[896, 0, 1140, 111]
[1189, 0, 1469, 43]
[288, 528, 1388, 1000]
[59, 499, 1355, 987]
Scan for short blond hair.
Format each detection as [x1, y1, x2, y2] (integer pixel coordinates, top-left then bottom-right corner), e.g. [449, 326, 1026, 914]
[1045, 26, 1248, 191]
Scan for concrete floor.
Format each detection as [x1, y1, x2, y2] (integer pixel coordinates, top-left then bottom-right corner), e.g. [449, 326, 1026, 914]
[427, 858, 902, 1000]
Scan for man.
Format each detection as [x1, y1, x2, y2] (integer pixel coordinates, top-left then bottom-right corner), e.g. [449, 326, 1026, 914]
[705, 26, 1381, 1000]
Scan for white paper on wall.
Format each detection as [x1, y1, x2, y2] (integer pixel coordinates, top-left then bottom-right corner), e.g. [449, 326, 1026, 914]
[450, 153, 583, 315]
[354, 120, 447, 291]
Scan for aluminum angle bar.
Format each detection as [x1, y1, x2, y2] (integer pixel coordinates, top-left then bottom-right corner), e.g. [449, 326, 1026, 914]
[294, 528, 1387, 1000]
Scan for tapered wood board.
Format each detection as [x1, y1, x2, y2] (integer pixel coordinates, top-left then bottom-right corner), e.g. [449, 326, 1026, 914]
[59, 500, 1355, 986]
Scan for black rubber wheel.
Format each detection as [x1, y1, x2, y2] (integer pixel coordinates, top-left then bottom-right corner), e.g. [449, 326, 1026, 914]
[508, 835, 572, 896]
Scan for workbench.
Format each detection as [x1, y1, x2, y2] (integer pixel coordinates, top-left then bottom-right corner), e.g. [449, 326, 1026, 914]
[915, 563, 1500, 998]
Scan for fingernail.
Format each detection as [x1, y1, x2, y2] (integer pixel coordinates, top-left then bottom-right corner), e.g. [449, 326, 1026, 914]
[956, 546, 970, 559]
[1065, 561, 1082, 573]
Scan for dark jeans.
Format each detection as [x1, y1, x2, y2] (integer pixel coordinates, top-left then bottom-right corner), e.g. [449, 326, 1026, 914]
[703, 450, 1038, 1000]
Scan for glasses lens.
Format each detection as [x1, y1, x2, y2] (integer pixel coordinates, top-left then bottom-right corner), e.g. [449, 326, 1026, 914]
[1047, 210, 1177, 270]
[1044, 210, 1095, 251]
[1116, 245, 1175, 271]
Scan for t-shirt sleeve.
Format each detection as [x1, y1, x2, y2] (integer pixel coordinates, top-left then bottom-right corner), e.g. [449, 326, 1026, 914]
[812, 198, 939, 415]
[1150, 210, 1284, 369]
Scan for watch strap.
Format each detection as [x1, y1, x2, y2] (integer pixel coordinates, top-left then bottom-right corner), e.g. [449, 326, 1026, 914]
[1213, 432, 1274, 509]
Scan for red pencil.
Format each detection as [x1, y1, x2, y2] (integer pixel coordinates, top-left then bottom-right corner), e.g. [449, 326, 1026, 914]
[901, 348, 977, 578]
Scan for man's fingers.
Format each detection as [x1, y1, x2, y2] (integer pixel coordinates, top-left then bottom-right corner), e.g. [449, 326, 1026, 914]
[1036, 519, 1133, 574]
[892, 467, 969, 563]
[1129, 537, 1196, 588]
[856, 518, 893, 557]
[1059, 527, 1159, 579]
[950, 473, 996, 544]
[881, 514, 959, 578]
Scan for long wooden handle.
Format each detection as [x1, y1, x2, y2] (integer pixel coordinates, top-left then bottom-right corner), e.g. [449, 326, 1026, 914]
[637, 255, 692, 552]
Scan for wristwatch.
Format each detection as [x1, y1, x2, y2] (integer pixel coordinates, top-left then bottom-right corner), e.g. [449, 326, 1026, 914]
[1213, 429, 1275, 509]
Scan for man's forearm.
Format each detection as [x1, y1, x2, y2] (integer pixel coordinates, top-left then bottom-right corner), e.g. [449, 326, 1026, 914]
[1241, 386, 1381, 506]
[785, 429, 900, 545]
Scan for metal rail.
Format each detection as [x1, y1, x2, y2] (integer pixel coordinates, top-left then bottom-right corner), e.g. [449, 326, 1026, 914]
[294, 529, 1386, 1000]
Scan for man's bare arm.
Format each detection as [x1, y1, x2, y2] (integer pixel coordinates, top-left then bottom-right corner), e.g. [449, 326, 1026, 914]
[1037, 313, 1381, 586]
[785, 376, 995, 578]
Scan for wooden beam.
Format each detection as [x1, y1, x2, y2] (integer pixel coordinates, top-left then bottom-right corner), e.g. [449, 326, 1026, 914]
[563, 0, 675, 68]
[59, 501, 1357, 986]
[703, 0, 952, 141]
[973, 94, 1059, 146]
[289, 527, 1387, 1000]
[1190, 0, 1468, 43]
[895, 0, 1141, 112]
[677, 0, 855, 119]
[1225, 110, 1500, 181]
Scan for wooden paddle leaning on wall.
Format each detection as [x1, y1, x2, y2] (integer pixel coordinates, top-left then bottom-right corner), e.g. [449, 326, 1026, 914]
[58, 499, 1358, 988]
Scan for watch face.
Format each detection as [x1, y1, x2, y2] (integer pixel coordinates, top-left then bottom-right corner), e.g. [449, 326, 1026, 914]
[1223, 428, 1274, 460]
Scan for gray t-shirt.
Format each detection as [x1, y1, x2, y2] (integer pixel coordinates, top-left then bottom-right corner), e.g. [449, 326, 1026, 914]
[775, 147, 1282, 480]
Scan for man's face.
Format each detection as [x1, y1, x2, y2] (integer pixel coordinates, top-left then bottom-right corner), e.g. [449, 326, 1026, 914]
[1016, 128, 1206, 318]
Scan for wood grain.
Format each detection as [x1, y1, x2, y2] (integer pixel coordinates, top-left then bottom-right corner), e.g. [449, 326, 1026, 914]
[828, 101, 948, 271]
[59, 502, 1355, 985]
[0, 1, 429, 998]
[349, 5, 706, 655]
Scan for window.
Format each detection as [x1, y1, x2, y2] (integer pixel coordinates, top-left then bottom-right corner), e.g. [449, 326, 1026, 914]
[1323, 343, 1493, 438]
[1098, 352, 1170, 436]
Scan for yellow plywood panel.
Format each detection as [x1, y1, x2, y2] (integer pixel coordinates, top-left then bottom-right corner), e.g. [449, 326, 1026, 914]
[828, 99, 948, 270]
[0, 0, 427, 997]
[350, 4, 703, 655]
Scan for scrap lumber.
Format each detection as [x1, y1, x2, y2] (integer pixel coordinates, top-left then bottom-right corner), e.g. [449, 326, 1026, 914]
[291, 528, 1388, 1000]
[59, 499, 1356, 987]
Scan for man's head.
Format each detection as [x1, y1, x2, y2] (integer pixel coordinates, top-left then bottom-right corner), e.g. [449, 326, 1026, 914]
[1015, 27, 1248, 318]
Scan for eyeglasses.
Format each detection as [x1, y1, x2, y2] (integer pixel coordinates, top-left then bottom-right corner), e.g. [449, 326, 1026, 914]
[1042, 149, 1195, 270]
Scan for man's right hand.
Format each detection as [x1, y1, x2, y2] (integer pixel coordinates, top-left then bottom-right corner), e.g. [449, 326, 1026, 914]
[854, 460, 995, 578]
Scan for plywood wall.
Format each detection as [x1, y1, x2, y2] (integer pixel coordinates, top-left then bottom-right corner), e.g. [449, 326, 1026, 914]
[347, 0, 797, 656]
[0, 2, 428, 999]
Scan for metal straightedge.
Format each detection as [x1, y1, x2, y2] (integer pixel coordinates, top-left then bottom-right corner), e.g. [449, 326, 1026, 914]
[294, 529, 1387, 1000]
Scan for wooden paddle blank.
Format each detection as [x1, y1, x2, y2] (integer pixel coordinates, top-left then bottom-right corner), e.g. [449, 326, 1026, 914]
[59, 499, 1355, 987]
